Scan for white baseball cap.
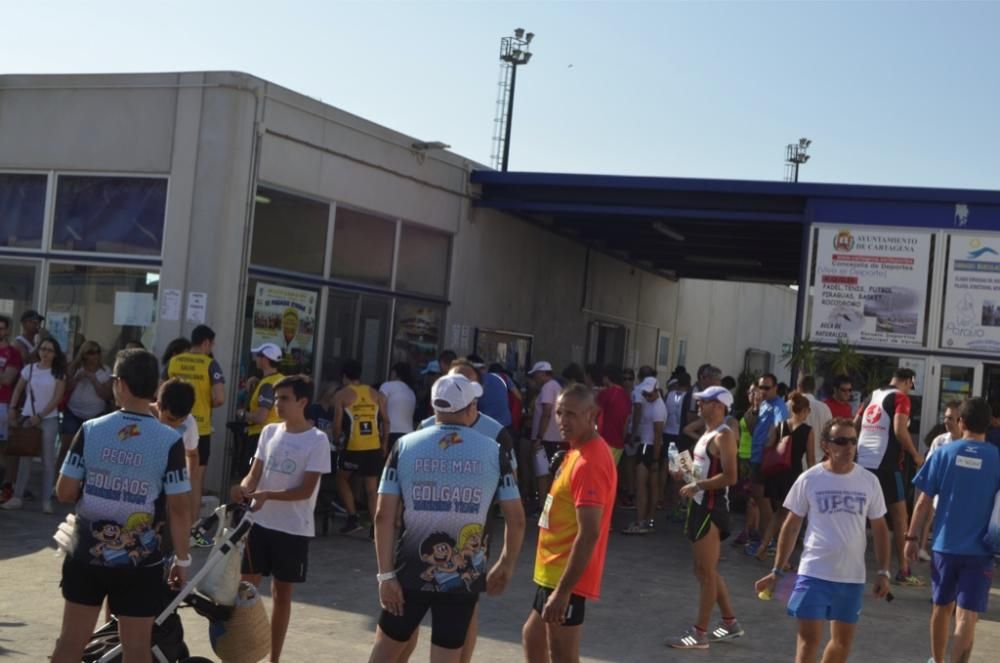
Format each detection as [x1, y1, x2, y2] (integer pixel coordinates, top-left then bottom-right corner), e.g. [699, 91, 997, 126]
[638, 376, 659, 394]
[431, 374, 484, 413]
[529, 361, 553, 374]
[251, 343, 282, 362]
[694, 385, 734, 408]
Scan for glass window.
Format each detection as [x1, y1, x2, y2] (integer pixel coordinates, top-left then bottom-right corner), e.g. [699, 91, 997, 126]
[53, 176, 167, 255]
[330, 207, 395, 286]
[250, 187, 329, 275]
[244, 280, 319, 377]
[0, 173, 46, 249]
[320, 290, 391, 386]
[0, 259, 39, 331]
[45, 264, 159, 365]
[396, 224, 450, 296]
[392, 300, 442, 371]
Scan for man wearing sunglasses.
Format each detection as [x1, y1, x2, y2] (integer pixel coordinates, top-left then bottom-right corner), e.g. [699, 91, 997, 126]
[755, 418, 891, 663]
[744, 373, 788, 557]
[856, 367, 924, 585]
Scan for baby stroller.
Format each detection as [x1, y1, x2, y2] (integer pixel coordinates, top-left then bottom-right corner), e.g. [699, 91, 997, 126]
[76, 503, 255, 663]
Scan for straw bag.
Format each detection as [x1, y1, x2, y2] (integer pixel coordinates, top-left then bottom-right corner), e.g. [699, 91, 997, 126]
[6, 365, 42, 457]
[209, 581, 271, 663]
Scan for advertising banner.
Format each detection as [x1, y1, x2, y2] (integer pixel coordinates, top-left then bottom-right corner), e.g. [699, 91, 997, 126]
[941, 235, 1000, 354]
[810, 227, 932, 348]
[251, 283, 317, 373]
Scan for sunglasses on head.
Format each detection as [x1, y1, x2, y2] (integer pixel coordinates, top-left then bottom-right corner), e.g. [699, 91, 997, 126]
[827, 436, 857, 446]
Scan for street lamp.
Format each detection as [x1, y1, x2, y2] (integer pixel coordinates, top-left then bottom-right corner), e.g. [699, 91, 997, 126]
[784, 138, 812, 182]
[497, 28, 535, 172]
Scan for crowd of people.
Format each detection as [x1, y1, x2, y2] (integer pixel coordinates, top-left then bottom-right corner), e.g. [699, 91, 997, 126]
[2, 322, 1000, 663]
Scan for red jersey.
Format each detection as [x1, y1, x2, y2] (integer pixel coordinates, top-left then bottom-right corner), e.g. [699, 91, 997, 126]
[596, 385, 631, 449]
[824, 398, 854, 420]
[0, 345, 24, 404]
[534, 436, 617, 599]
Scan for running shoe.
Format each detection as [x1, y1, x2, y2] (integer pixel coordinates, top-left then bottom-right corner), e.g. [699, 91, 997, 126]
[732, 531, 750, 547]
[764, 541, 777, 557]
[744, 541, 761, 556]
[190, 532, 213, 548]
[708, 620, 745, 642]
[0, 497, 23, 510]
[667, 627, 709, 649]
[894, 569, 927, 586]
[340, 514, 363, 534]
[917, 549, 932, 562]
[621, 522, 650, 535]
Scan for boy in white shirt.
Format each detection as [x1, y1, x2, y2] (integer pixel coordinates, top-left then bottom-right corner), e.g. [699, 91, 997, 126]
[232, 374, 331, 663]
[156, 379, 201, 522]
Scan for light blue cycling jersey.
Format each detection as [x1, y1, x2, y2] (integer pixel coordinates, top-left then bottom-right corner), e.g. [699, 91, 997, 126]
[379, 423, 519, 593]
[61, 410, 190, 568]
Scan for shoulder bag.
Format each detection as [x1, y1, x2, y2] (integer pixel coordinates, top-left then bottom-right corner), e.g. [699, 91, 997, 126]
[6, 364, 43, 457]
[760, 421, 793, 478]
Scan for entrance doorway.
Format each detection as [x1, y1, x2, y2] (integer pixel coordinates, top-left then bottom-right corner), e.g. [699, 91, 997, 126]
[587, 321, 627, 368]
[983, 363, 1000, 408]
[923, 358, 982, 436]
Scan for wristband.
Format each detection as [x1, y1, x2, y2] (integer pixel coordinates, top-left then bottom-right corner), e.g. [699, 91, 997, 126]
[877, 570, 891, 578]
[377, 571, 397, 582]
[173, 556, 192, 568]
[770, 567, 784, 577]
[903, 535, 919, 542]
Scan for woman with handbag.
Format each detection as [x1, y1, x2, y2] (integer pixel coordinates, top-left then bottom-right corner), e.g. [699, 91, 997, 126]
[58, 341, 113, 468]
[751, 391, 815, 562]
[2, 337, 67, 514]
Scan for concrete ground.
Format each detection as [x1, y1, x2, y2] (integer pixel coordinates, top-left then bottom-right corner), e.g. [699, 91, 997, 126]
[2, 495, 999, 662]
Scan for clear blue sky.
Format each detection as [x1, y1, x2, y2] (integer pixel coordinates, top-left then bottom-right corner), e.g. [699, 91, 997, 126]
[8, 1, 999, 189]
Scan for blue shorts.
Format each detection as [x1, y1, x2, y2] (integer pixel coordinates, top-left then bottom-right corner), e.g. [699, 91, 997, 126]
[787, 575, 864, 624]
[931, 552, 994, 613]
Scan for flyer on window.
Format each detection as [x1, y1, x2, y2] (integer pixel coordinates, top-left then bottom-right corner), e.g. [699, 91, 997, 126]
[941, 234, 1000, 354]
[251, 283, 317, 373]
[809, 227, 932, 348]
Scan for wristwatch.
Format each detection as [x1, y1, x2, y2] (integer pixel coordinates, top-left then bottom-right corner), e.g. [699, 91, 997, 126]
[173, 556, 192, 568]
[376, 571, 397, 582]
[877, 570, 891, 578]
[770, 567, 784, 577]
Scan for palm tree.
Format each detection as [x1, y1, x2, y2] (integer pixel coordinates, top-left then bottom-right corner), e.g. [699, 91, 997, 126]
[782, 336, 818, 375]
[825, 338, 865, 378]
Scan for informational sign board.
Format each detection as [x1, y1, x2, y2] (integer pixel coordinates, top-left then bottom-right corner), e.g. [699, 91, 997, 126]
[810, 227, 932, 348]
[941, 234, 1000, 354]
[251, 283, 317, 373]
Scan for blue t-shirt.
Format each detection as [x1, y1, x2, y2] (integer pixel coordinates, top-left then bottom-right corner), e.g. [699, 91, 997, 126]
[61, 410, 190, 568]
[478, 372, 512, 427]
[751, 396, 789, 463]
[379, 423, 520, 593]
[913, 439, 1000, 557]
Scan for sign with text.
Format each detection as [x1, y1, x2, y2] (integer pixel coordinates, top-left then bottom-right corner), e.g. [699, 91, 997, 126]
[941, 234, 1000, 354]
[810, 227, 932, 348]
[251, 283, 317, 374]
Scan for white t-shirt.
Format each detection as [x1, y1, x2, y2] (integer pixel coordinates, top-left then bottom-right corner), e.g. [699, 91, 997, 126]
[177, 414, 200, 452]
[665, 390, 685, 435]
[253, 423, 332, 536]
[67, 366, 112, 418]
[638, 397, 667, 446]
[532, 379, 562, 442]
[379, 380, 416, 434]
[804, 393, 832, 462]
[20, 364, 60, 420]
[784, 463, 887, 584]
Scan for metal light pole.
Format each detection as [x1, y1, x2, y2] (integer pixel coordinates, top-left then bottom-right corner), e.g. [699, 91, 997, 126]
[497, 28, 534, 172]
[784, 138, 812, 182]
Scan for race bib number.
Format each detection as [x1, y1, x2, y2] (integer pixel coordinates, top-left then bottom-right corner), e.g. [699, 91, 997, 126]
[538, 494, 554, 529]
[360, 421, 374, 436]
[956, 455, 983, 470]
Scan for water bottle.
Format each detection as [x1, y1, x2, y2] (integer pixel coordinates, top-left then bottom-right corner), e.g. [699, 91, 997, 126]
[667, 441, 680, 473]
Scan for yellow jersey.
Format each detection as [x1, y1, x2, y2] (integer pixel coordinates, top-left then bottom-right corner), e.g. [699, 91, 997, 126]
[344, 383, 380, 451]
[247, 371, 284, 436]
[166, 352, 224, 436]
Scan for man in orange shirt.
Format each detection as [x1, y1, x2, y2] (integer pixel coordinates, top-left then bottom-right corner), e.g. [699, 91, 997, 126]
[522, 383, 617, 663]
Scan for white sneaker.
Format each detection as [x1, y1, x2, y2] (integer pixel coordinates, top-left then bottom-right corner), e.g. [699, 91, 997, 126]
[42, 501, 53, 515]
[918, 549, 932, 562]
[0, 497, 24, 510]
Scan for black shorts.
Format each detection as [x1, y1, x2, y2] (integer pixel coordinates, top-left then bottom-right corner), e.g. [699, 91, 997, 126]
[60, 556, 165, 618]
[639, 444, 658, 468]
[241, 524, 310, 583]
[532, 584, 586, 626]
[685, 496, 731, 543]
[674, 434, 695, 454]
[388, 432, 405, 450]
[867, 466, 905, 505]
[197, 434, 211, 466]
[749, 461, 764, 485]
[378, 590, 479, 649]
[338, 449, 385, 477]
